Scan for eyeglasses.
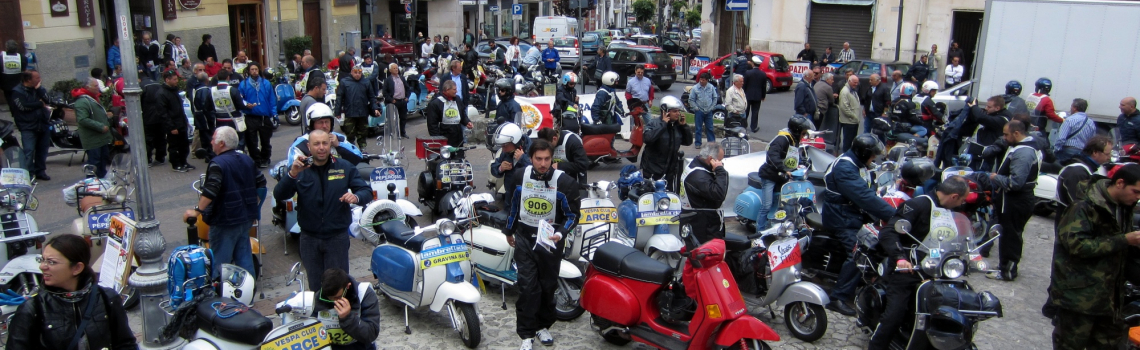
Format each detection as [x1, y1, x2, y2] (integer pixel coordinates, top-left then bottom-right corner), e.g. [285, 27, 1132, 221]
[36, 256, 63, 267]
[317, 289, 344, 303]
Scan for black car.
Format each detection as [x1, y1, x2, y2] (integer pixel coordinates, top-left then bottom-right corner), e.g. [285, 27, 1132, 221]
[601, 46, 676, 91]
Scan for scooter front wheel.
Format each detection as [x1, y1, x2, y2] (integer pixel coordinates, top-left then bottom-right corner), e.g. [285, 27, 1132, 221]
[454, 301, 481, 348]
[554, 277, 585, 321]
[285, 106, 302, 125]
[784, 301, 828, 342]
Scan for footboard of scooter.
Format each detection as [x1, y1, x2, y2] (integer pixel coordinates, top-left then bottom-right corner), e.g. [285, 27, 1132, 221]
[713, 316, 781, 346]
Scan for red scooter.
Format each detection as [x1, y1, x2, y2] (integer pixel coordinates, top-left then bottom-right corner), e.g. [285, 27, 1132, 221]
[581, 107, 645, 164]
[581, 237, 780, 349]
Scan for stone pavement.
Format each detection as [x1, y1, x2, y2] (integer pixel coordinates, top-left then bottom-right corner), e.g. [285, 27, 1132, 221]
[127, 214, 1057, 349]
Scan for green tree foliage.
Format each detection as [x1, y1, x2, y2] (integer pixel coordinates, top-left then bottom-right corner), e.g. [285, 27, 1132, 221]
[632, 0, 656, 25]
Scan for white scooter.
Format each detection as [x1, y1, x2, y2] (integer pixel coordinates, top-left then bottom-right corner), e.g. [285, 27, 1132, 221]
[0, 168, 48, 345]
[357, 200, 482, 348]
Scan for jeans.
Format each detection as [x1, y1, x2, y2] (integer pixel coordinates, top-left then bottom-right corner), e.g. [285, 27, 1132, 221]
[694, 110, 715, 145]
[299, 233, 351, 292]
[910, 125, 928, 137]
[85, 144, 111, 178]
[19, 128, 49, 175]
[208, 222, 255, 275]
[1054, 147, 1081, 164]
[756, 178, 778, 231]
[829, 227, 861, 302]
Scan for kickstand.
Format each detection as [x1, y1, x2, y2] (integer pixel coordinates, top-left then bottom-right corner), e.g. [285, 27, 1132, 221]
[500, 283, 508, 310]
[404, 305, 412, 334]
[767, 305, 776, 319]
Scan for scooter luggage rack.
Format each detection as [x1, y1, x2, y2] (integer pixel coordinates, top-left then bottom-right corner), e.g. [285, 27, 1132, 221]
[440, 160, 475, 184]
[721, 135, 750, 158]
[576, 223, 612, 260]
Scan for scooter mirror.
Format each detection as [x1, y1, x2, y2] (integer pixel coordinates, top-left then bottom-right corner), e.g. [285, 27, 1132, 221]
[463, 186, 474, 197]
[895, 220, 912, 234]
[989, 224, 1002, 238]
[287, 262, 302, 286]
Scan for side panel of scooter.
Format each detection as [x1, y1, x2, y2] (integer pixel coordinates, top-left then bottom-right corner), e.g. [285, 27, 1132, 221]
[733, 189, 763, 221]
[581, 135, 617, 158]
[581, 269, 641, 325]
[1037, 173, 1058, 202]
[617, 199, 639, 239]
[465, 226, 514, 272]
[774, 281, 830, 307]
[371, 246, 417, 292]
[696, 262, 749, 320]
[187, 331, 256, 350]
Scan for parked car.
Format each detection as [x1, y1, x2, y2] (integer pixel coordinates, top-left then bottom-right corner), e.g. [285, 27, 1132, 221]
[621, 27, 643, 37]
[534, 16, 580, 43]
[552, 37, 581, 69]
[361, 37, 415, 64]
[697, 51, 794, 92]
[664, 31, 685, 42]
[691, 28, 702, 40]
[932, 80, 974, 114]
[598, 45, 676, 91]
[833, 59, 912, 95]
[608, 29, 625, 41]
[475, 38, 534, 62]
[585, 30, 611, 47]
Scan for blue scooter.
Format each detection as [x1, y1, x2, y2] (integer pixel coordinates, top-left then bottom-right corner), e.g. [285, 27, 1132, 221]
[273, 67, 302, 126]
[735, 143, 818, 233]
[614, 169, 684, 267]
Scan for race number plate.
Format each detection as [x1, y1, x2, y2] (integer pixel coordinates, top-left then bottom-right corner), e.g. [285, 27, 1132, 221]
[636, 210, 681, 226]
[420, 243, 470, 269]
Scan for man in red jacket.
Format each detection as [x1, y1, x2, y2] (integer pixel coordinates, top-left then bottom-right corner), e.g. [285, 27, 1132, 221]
[1026, 77, 1062, 137]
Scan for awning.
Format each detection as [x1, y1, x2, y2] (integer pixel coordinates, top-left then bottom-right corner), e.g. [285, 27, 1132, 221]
[812, 0, 875, 6]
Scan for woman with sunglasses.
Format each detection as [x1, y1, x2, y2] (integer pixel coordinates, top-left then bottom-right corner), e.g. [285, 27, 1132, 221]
[313, 268, 380, 350]
[6, 234, 138, 350]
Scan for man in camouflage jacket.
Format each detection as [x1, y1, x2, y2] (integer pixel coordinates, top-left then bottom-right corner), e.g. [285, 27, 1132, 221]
[1049, 164, 1140, 350]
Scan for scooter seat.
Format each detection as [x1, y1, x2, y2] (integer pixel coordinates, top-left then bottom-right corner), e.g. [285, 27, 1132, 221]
[723, 233, 752, 252]
[747, 172, 764, 189]
[581, 123, 621, 136]
[477, 210, 510, 231]
[381, 220, 426, 252]
[195, 296, 273, 346]
[805, 212, 824, 229]
[592, 242, 674, 285]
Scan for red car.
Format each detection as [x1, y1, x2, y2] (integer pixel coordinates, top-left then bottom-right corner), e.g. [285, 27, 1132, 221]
[362, 38, 415, 64]
[697, 51, 793, 92]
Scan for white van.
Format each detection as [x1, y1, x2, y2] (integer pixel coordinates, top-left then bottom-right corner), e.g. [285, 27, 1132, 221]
[533, 17, 579, 43]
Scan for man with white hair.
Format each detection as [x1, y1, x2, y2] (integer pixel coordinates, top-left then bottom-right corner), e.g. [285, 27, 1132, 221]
[838, 42, 855, 63]
[680, 143, 728, 243]
[183, 126, 266, 274]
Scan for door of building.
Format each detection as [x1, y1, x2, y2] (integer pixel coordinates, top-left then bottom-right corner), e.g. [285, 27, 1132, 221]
[951, 11, 984, 79]
[229, 3, 265, 65]
[303, 0, 324, 62]
[807, 3, 874, 62]
[0, 0, 23, 54]
[716, 8, 748, 56]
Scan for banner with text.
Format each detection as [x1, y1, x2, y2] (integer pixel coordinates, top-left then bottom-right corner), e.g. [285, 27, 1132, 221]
[790, 62, 843, 81]
[689, 56, 710, 76]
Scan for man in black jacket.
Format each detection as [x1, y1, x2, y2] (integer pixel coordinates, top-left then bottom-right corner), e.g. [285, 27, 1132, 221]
[335, 66, 378, 150]
[867, 176, 968, 350]
[641, 96, 693, 193]
[538, 127, 589, 191]
[136, 31, 160, 79]
[968, 119, 1039, 281]
[592, 47, 612, 90]
[796, 43, 818, 67]
[965, 96, 1013, 171]
[197, 34, 217, 63]
[1056, 135, 1112, 227]
[463, 43, 479, 79]
[142, 70, 171, 166]
[155, 70, 192, 172]
[742, 56, 768, 133]
[425, 80, 473, 147]
[274, 129, 372, 291]
[383, 63, 411, 138]
[793, 71, 817, 120]
[10, 70, 50, 180]
[313, 269, 381, 350]
[681, 143, 729, 243]
[863, 74, 891, 134]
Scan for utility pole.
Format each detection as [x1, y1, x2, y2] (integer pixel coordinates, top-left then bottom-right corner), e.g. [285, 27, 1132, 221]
[277, 0, 284, 64]
[894, 0, 904, 62]
[114, 0, 179, 348]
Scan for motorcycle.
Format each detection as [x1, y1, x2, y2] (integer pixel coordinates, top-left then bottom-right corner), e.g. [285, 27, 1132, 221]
[734, 138, 821, 233]
[416, 138, 476, 217]
[0, 167, 49, 344]
[356, 204, 482, 347]
[855, 219, 1004, 350]
[581, 236, 782, 349]
[615, 175, 685, 267]
[273, 66, 303, 126]
[941, 154, 997, 251]
[580, 106, 646, 166]
[872, 114, 929, 156]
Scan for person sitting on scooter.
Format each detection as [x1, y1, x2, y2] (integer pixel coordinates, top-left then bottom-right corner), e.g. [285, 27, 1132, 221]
[890, 82, 927, 138]
[591, 72, 626, 125]
[285, 103, 363, 168]
[756, 115, 814, 230]
[492, 123, 531, 209]
[915, 81, 944, 130]
[866, 176, 969, 350]
[426, 79, 474, 148]
[503, 138, 580, 350]
[680, 143, 729, 243]
[495, 78, 523, 126]
[537, 127, 589, 193]
[553, 72, 579, 119]
[7, 234, 138, 350]
[821, 134, 898, 316]
[641, 96, 693, 193]
[313, 268, 381, 350]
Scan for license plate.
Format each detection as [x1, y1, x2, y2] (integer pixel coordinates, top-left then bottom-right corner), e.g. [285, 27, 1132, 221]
[661, 76, 673, 81]
[636, 210, 681, 226]
[88, 210, 134, 231]
[420, 243, 470, 269]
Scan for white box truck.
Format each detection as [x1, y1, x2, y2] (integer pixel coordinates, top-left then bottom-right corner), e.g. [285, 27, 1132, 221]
[973, 0, 1140, 130]
[533, 17, 580, 43]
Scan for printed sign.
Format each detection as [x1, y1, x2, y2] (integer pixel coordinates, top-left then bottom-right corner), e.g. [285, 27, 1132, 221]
[669, 54, 684, 74]
[579, 207, 617, 223]
[97, 214, 138, 295]
[179, 0, 202, 9]
[420, 243, 470, 269]
[260, 322, 331, 350]
[371, 167, 406, 181]
[50, 0, 68, 17]
[789, 62, 842, 81]
[688, 56, 710, 76]
[636, 210, 681, 226]
[88, 210, 135, 231]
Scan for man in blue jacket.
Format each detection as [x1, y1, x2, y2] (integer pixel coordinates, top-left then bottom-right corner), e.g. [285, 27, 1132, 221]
[793, 71, 818, 120]
[274, 129, 373, 291]
[541, 40, 560, 78]
[821, 133, 897, 316]
[238, 62, 277, 168]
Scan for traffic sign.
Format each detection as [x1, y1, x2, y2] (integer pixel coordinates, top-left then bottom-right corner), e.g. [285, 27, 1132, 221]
[405, 4, 412, 13]
[490, 5, 500, 13]
[513, 15, 522, 20]
[512, 4, 523, 15]
[726, 0, 748, 11]
[626, 16, 635, 22]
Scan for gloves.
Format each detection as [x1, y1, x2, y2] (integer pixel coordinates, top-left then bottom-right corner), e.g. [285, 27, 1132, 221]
[0, 289, 26, 306]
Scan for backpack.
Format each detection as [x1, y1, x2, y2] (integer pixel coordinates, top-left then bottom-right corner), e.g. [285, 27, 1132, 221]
[167, 245, 213, 308]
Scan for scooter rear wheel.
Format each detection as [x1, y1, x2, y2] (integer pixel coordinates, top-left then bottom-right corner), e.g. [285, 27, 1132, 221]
[285, 106, 302, 125]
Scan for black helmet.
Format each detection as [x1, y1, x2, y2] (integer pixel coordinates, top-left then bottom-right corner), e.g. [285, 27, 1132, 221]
[851, 134, 884, 163]
[901, 157, 936, 186]
[1005, 80, 1022, 96]
[788, 115, 813, 137]
[1035, 77, 1053, 94]
[495, 78, 514, 97]
[417, 58, 428, 70]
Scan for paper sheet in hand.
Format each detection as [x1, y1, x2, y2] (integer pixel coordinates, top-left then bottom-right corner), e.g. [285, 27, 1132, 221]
[535, 220, 558, 251]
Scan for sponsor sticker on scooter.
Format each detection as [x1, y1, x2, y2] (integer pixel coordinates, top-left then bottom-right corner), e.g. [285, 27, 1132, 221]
[767, 238, 802, 272]
[371, 167, 407, 181]
[579, 207, 617, 224]
[420, 243, 470, 269]
[636, 210, 681, 226]
[260, 321, 330, 350]
[88, 210, 135, 231]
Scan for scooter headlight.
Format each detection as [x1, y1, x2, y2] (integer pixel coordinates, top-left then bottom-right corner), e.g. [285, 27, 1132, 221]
[439, 220, 457, 236]
[441, 147, 452, 159]
[942, 258, 966, 279]
[657, 198, 670, 211]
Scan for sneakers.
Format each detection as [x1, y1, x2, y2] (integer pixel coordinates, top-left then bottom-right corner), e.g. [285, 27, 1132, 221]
[519, 338, 534, 350]
[258, 161, 269, 169]
[536, 328, 553, 346]
[172, 165, 190, 173]
[184, 164, 196, 171]
[148, 160, 165, 168]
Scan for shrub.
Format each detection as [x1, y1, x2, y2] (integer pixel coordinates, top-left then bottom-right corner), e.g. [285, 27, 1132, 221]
[284, 37, 313, 59]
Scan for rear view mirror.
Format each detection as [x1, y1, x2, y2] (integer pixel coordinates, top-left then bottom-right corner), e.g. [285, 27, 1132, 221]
[287, 262, 302, 286]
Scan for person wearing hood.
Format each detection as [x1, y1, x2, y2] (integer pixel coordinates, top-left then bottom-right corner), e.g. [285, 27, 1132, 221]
[74, 78, 114, 178]
[6, 234, 138, 349]
[312, 269, 381, 350]
[10, 70, 51, 180]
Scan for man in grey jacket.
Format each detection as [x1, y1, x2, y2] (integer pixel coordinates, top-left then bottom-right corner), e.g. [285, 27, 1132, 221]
[837, 76, 862, 152]
[968, 119, 1039, 281]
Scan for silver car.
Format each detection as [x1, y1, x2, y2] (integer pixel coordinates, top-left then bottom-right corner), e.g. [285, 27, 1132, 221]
[552, 37, 581, 69]
[932, 80, 974, 115]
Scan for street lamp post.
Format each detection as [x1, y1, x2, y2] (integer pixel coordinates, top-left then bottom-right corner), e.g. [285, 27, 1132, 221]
[112, 0, 180, 348]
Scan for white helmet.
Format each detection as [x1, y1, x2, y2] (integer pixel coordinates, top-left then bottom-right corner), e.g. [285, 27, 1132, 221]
[493, 122, 525, 150]
[751, 55, 762, 65]
[306, 103, 338, 130]
[602, 71, 619, 87]
[921, 80, 939, 94]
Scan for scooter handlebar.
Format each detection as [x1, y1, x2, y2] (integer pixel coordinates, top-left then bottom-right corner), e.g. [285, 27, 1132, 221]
[275, 305, 293, 315]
